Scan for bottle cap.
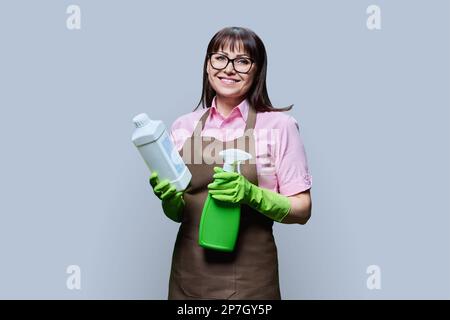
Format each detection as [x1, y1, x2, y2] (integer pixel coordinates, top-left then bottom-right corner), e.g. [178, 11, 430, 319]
[133, 113, 151, 128]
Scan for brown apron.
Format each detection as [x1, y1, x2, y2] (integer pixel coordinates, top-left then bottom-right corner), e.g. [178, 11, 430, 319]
[168, 105, 281, 300]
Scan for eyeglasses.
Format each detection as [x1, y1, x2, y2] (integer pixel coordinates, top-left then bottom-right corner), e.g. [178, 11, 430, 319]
[208, 53, 254, 74]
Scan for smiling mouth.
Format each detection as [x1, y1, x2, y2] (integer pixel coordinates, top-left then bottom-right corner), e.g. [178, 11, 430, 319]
[218, 76, 240, 84]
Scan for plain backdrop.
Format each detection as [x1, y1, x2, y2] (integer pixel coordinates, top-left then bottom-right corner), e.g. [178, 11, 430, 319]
[0, 0, 449, 299]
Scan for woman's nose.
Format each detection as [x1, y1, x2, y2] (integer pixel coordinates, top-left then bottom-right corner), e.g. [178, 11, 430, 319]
[224, 61, 235, 73]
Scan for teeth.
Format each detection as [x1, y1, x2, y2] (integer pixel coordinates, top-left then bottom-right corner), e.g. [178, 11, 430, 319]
[220, 78, 237, 83]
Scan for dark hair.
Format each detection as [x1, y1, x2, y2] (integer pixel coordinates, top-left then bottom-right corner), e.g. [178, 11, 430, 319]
[194, 26, 293, 113]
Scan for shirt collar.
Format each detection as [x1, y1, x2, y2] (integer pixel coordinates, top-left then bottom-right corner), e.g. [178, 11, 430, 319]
[210, 96, 249, 122]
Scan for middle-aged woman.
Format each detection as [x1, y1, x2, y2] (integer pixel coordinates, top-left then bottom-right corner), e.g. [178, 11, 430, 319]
[150, 26, 313, 299]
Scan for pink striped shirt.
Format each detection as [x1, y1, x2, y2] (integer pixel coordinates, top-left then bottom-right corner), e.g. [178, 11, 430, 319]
[170, 97, 312, 196]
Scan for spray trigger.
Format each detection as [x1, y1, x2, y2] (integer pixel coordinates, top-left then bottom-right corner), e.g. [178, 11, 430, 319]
[219, 149, 252, 174]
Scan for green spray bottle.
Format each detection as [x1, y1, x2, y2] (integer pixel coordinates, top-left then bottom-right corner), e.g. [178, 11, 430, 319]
[198, 148, 252, 252]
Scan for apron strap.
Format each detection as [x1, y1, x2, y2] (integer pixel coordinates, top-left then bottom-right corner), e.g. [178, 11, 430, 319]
[245, 104, 256, 132]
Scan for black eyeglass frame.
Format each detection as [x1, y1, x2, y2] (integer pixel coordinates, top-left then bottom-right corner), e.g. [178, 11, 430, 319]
[207, 52, 255, 74]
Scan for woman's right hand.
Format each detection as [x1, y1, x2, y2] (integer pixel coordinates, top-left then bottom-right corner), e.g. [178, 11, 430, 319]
[149, 171, 184, 222]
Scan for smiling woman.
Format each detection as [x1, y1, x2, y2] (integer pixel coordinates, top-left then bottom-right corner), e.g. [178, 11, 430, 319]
[197, 26, 293, 116]
[149, 26, 313, 300]
[206, 48, 256, 113]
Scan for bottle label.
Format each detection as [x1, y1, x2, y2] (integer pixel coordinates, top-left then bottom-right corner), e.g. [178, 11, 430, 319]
[161, 133, 185, 175]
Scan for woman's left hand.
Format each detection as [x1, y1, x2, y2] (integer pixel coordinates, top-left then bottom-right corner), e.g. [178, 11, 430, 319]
[208, 166, 295, 223]
[207, 167, 252, 204]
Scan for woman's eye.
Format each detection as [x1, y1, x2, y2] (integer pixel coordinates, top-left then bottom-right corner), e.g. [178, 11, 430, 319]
[215, 56, 226, 61]
[236, 59, 250, 65]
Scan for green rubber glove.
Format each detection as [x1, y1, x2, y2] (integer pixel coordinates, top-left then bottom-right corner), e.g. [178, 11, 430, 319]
[149, 172, 184, 223]
[207, 167, 291, 222]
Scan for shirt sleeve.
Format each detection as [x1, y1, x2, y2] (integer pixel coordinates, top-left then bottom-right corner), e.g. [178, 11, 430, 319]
[275, 115, 312, 196]
[169, 118, 180, 150]
[169, 116, 190, 152]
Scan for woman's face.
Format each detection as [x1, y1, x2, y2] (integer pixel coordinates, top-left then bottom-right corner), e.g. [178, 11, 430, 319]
[206, 45, 256, 100]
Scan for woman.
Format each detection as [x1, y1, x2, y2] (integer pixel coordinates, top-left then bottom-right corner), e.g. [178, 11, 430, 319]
[150, 26, 312, 299]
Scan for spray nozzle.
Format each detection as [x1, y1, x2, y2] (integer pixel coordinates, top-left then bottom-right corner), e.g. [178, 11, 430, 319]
[219, 149, 252, 174]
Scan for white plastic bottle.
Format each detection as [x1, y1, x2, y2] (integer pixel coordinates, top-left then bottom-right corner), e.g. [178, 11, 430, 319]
[131, 113, 191, 192]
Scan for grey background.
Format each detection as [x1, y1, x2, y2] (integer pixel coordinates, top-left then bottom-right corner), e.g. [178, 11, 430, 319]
[0, 0, 449, 299]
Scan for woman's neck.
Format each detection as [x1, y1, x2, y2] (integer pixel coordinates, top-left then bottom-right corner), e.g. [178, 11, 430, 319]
[215, 95, 244, 117]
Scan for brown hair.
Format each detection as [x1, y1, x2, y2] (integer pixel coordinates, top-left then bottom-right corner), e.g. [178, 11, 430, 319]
[194, 26, 293, 113]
